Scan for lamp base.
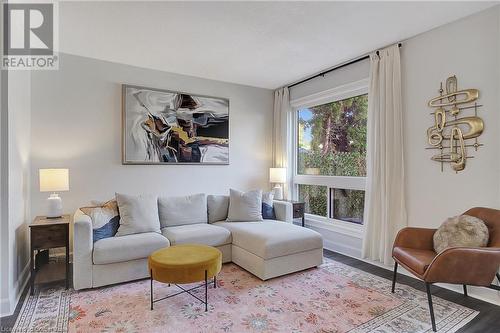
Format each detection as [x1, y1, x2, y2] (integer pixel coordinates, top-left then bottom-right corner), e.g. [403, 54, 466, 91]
[47, 193, 63, 218]
[272, 185, 284, 200]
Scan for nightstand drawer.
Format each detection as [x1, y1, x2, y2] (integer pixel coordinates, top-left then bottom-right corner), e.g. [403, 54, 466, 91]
[293, 205, 304, 218]
[31, 224, 67, 249]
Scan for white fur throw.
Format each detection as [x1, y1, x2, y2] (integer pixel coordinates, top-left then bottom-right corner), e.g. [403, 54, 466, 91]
[433, 215, 489, 253]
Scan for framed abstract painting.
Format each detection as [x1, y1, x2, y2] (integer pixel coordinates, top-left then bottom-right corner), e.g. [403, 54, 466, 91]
[122, 85, 229, 165]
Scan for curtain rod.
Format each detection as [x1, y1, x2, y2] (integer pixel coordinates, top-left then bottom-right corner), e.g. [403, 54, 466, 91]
[287, 43, 402, 89]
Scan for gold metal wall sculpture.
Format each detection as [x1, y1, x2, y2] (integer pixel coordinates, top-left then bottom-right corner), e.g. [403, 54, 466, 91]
[426, 75, 484, 172]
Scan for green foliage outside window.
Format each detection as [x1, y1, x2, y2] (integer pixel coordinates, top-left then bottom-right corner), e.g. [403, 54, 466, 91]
[298, 185, 327, 217]
[297, 94, 368, 218]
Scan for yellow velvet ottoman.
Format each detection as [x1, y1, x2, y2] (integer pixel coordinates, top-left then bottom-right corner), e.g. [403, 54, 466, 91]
[148, 244, 222, 311]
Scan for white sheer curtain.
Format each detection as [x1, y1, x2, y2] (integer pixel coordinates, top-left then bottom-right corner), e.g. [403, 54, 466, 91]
[362, 45, 407, 265]
[273, 87, 292, 199]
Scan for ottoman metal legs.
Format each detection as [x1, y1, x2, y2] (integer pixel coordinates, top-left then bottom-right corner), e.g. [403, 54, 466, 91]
[150, 270, 216, 312]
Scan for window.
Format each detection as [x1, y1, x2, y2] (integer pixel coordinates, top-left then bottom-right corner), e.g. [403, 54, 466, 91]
[298, 184, 327, 217]
[330, 188, 365, 224]
[292, 81, 368, 226]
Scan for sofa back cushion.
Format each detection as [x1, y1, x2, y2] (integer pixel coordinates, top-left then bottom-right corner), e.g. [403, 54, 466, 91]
[207, 195, 229, 223]
[115, 193, 161, 236]
[226, 189, 263, 222]
[158, 193, 207, 227]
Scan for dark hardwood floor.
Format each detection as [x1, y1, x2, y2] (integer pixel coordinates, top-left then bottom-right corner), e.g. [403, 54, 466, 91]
[323, 249, 500, 333]
[0, 270, 72, 331]
[2, 250, 499, 332]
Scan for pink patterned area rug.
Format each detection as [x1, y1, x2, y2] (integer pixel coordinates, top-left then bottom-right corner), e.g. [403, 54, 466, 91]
[14, 259, 477, 333]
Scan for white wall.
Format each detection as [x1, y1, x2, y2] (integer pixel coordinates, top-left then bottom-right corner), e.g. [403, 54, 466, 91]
[0, 66, 10, 316]
[291, 7, 500, 304]
[30, 53, 274, 216]
[402, 6, 500, 304]
[402, 7, 500, 229]
[290, 58, 370, 102]
[0, 70, 32, 316]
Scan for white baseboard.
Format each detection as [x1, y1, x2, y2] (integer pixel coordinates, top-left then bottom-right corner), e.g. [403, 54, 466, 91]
[0, 262, 30, 317]
[323, 239, 361, 259]
[0, 298, 12, 317]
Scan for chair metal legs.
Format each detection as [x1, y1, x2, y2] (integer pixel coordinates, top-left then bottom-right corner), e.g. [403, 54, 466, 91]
[150, 270, 211, 312]
[150, 270, 154, 310]
[205, 270, 208, 312]
[425, 283, 437, 332]
[391, 261, 436, 331]
[391, 262, 398, 293]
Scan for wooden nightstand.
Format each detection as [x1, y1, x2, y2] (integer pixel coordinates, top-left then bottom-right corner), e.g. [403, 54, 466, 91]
[29, 215, 71, 295]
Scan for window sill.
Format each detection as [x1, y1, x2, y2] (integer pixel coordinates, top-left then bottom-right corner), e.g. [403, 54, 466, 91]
[305, 214, 364, 239]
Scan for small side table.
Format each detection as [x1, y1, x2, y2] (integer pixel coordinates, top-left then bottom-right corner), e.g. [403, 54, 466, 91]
[29, 215, 71, 295]
[278, 200, 305, 227]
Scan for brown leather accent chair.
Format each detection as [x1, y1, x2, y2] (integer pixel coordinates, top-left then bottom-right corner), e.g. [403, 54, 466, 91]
[392, 207, 500, 332]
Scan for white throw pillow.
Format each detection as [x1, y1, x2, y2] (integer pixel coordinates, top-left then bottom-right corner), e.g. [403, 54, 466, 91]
[207, 195, 229, 223]
[226, 189, 263, 222]
[158, 193, 207, 227]
[262, 192, 274, 206]
[115, 193, 161, 236]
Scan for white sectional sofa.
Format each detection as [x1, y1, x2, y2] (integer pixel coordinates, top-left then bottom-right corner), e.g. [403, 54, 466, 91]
[73, 194, 323, 290]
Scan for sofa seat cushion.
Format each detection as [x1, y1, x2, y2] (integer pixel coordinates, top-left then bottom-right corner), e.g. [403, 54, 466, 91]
[162, 224, 232, 247]
[93, 232, 169, 265]
[214, 220, 322, 259]
[393, 246, 436, 275]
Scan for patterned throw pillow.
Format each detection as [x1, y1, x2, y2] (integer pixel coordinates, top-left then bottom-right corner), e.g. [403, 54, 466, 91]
[80, 200, 120, 243]
[433, 215, 489, 253]
[262, 192, 276, 220]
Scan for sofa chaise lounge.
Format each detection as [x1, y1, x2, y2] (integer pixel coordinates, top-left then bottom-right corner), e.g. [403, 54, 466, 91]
[73, 194, 323, 290]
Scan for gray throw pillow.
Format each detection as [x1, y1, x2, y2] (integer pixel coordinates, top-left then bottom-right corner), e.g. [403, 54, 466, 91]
[226, 189, 263, 222]
[207, 195, 229, 223]
[433, 215, 489, 253]
[115, 193, 161, 236]
[158, 193, 207, 227]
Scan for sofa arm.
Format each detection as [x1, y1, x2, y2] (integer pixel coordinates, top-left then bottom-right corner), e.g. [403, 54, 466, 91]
[273, 200, 293, 223]
[73, 210, 93, 290]
[393, 227, 436, 251]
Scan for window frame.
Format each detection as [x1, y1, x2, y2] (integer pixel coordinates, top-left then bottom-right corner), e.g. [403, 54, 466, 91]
[290, 78, 369, 236]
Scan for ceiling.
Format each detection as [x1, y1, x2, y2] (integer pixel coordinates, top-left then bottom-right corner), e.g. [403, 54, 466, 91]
[59, 1, 497, 89]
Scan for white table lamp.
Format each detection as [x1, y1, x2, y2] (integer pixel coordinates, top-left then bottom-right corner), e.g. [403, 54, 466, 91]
[39, 168, 69, 218]
[269, 167, 286, 200]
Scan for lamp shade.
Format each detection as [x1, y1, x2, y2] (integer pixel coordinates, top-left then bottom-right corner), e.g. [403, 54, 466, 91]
[269, 167, 286, 183]
[39, 169, 69, 192]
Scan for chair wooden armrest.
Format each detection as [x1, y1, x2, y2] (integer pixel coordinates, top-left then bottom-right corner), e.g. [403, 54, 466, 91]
[424, 247, 500, 285]
[393, 227, 437, 251]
